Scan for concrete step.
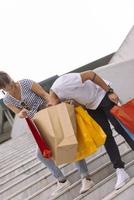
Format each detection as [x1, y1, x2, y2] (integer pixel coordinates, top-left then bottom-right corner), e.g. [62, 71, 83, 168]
[102, 177, 134, 200]
[0, 134, 35, 162]
[4, 149, 133, 200]
[0, 134, 34, 155]
[0, 131, 33, 151]
[0, 149, 36, 173]
[0, 124, 115, 162]
[0, 135, 128, 194]
[0, 157, 39, 184]
[0, 125, 131, 200]
[0, 139, 35, 162]
[0, 144, 35, 166]
[0, 131, 120, 183]
[0, 131, 124, 177]
[73, 160, 134, 200]
[0, 136, 36, 172]
[0, 126, 117, 167]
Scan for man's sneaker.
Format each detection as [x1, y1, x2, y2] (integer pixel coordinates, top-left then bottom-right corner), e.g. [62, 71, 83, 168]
[51, 180, 71, 196]
[115, 168, 130, 190]
[80, 178, 94, 194]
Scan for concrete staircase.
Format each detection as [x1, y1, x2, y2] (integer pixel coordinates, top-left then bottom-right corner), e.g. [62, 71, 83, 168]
[0, 25, 134, 200]
[0, 118, 133, 200]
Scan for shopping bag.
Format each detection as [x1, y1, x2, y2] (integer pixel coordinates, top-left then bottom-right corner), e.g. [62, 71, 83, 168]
[33, 103, 78, 165]
[117, 119, 134, 141]
[110, 98, 134, 134]
[25, 118, 52, 158]
[75, 106, 107, 161]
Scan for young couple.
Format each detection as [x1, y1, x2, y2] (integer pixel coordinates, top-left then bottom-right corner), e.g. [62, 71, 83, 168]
[0, 70, 133, 196]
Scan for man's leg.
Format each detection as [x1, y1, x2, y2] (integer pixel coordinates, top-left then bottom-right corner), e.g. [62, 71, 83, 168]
[99, 94, 134, 150]
[87, 108, 124, 169]
[87, 95, 130, 189]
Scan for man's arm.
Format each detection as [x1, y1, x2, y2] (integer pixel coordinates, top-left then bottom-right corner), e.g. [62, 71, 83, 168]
[80, 70, 111, 92]
[80, 70, 119, 104]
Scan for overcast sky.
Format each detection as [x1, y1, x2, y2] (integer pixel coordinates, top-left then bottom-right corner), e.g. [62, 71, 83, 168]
[0, 0, 134, 87]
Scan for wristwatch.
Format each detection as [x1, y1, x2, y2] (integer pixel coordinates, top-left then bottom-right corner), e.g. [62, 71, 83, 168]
[106, 87, 114, 95]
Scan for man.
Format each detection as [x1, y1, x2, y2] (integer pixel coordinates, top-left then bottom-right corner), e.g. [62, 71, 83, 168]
[48, 70, 132, 190]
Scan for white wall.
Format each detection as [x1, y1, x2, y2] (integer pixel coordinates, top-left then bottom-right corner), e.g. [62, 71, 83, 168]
[110, 26, 134, 63]
[94, 59, 134, 103]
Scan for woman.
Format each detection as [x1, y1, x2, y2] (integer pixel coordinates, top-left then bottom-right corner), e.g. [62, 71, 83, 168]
[48, 70, 132, 190]
[0, 71, 94, 195]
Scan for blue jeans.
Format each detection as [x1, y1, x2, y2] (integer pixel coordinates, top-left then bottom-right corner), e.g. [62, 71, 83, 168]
[37, 149, 89, 182]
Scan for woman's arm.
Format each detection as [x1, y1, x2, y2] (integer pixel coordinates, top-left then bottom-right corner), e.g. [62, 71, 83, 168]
[5, 103, 21, 114]
[31, 81, 50, 102]
[4, 103, 28, 118]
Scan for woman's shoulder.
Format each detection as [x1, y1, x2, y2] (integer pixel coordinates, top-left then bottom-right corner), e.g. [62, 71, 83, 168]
[19, 79, 33, 83]
[19, 79, 33, 88]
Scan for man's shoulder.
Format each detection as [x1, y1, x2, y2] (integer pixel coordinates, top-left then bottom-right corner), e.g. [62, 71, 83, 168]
[53, 73, 79, 84]
[51, 73, 81, 92]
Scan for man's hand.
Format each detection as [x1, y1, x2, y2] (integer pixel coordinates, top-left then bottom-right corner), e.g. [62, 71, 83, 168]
[108, 92, 119, 104]
[18, 108, 28, 118]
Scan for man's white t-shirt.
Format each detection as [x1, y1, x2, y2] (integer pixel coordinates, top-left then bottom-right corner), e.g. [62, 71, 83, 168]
[51, 73, 110, 110]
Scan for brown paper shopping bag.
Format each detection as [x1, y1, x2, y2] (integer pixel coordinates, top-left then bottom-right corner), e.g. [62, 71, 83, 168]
[33, 103, 78, 165]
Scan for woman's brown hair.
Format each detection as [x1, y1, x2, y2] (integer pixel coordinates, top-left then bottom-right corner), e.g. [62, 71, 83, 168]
[0, 71, 12, 89]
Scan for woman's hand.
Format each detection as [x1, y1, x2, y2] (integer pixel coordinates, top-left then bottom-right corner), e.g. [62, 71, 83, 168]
[43, 150, 52, 159]
[108, 92, 119, 104]
[18, 108, 28, 118]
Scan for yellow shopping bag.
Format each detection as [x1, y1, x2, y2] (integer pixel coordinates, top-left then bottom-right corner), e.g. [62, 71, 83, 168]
[75, 106, 106, 161]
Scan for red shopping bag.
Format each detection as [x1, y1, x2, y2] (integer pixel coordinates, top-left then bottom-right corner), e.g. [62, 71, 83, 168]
[110, 98, 134, 134]
[117, 120, 134, 141]
[25, 118, 52, 158]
